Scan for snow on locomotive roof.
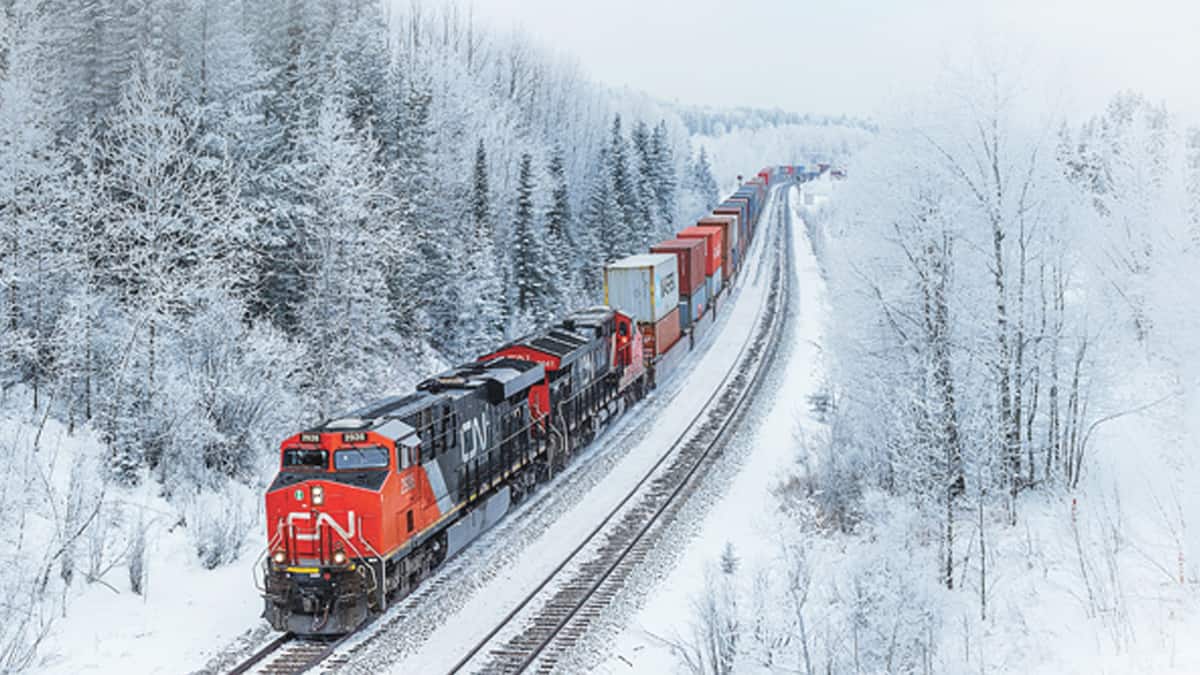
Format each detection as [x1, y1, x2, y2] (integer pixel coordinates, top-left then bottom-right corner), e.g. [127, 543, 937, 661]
[418, 357, 546, 403]
[526, 330, 590, 363]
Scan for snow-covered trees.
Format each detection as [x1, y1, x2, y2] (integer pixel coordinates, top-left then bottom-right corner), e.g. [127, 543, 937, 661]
[0, 2, 760, 661]
[456, 139, 505, 351]
[800, 60, 1200, 648]
[609, 114, 644, 255]
[293, 99, 396, 419]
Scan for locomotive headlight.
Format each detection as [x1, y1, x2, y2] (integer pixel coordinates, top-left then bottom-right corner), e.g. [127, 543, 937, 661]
[272, 550, 287, 565]
[332, 550, 347, 566]
[311, 485, 324, 505]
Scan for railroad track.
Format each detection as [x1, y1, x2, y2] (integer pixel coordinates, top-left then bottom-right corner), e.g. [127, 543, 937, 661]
[226, 631, 351, 675]
[448, 187, 792, 674]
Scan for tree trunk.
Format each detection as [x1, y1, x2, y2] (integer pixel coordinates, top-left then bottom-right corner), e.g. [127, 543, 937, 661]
[1046, 263, 1063, 481]
[979, 492, 987, 620]
[991, 214, 1019, 520]
[1064, 338, 1087, 487]
[945, 483, 955, 589]
[1013, 216, 1030, 489]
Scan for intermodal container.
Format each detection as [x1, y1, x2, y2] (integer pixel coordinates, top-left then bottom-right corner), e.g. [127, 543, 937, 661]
[686, 281, 708, 322]
[677, 225, 724, 278]
[719, 200, 748, 233]
[678, 281, 708, 332]
[651, 238, 706, 297]
[708, 266, 722, 299]
[699, 215, 739, 257]
[730, 193, 754, 226]
[639, 306, 681, 360]
[604, 253, 680, 324]
[698, 215, 739, 278]
[714, 203, 745, 243]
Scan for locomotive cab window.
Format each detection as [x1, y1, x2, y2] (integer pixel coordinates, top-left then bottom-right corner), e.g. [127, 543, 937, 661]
[282, 448, 327, 470]
[333, 446, 389, 471]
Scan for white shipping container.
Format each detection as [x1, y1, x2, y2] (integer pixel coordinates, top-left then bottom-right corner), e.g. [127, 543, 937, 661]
[604, 253, 680, 324]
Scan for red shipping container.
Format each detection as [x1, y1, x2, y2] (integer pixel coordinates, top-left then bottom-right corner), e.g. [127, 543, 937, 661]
[697, 215, 738, 280]
[639, 307, 681, 360]
[651, 238, 706, 296]
[677, 225, 724, 277]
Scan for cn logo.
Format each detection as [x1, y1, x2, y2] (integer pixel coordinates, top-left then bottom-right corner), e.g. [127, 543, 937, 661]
[460, 415, 488, 462]
[287, 510, 356, 541]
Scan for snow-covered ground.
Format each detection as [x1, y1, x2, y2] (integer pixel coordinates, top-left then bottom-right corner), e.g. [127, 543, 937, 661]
[0, 413, 264, 674]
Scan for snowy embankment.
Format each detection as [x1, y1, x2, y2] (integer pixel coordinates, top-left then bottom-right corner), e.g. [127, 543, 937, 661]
[332, 186, 786, 674]
[0, 412, 264, 675]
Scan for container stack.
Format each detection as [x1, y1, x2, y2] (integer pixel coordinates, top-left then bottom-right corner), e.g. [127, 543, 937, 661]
[603, 254, 682, 360]
[677, 225, 725, 301]
[650, 238, 707, 331]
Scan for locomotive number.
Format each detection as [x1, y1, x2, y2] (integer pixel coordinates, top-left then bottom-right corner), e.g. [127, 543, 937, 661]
[460, 415, 488, 463]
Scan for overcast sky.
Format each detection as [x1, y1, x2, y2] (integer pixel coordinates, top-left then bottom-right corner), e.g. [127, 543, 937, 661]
[421, 0, 1200, 123]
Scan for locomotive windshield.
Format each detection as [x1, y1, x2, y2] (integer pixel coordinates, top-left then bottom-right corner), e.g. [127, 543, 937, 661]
[334, 446, 390, 471]
[282, 448, 327, 470]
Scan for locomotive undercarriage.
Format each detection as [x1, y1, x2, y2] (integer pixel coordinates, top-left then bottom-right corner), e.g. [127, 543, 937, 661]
[263, 564, 371, 635]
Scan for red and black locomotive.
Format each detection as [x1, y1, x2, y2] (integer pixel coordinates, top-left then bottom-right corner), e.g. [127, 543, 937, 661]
[261, 308, 646, 634]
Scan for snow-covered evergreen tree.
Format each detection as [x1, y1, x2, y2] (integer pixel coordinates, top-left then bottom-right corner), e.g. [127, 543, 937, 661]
[691, 145, 720, 211]
[609, 114, 644, 255]
[455, 138, 504, 353]
[544, 145, 575, 305]
[581, 142, 621, 298]
[512, 152, 552, 329]
[650, 120, 679, 235]
[631, 119, 659, 243]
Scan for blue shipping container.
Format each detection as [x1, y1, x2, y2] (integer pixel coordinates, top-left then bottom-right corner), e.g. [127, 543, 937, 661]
[687, 281, 708, 323]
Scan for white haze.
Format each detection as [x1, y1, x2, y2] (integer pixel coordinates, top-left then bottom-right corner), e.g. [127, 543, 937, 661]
[417, 0, 1200, 122]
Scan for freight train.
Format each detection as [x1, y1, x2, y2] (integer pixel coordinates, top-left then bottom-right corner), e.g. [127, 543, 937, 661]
[258, 166, 795, 635]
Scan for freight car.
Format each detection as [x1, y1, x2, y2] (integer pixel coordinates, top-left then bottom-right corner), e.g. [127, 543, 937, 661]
[258, 170, 773, 636]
